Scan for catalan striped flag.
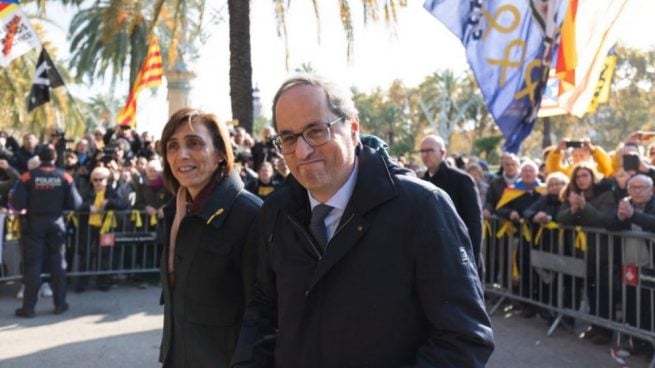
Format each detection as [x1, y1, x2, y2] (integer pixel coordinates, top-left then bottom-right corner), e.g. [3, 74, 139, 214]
[555, 0, 578, 95]
[0, 0, 41, 68]
[117, 36, 163, 128]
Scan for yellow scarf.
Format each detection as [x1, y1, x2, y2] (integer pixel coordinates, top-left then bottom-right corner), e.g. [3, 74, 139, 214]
[88, 190, 105, 227]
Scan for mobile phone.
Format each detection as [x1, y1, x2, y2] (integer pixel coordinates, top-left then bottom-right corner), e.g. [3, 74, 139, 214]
[565, 141, 583, 148]
[623, 154, 640, 171]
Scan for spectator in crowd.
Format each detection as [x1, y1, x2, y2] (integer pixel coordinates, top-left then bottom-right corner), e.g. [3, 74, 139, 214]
[618, 141, 655, 182]
[115, 124, 143, 155]
[76, 166, 129, 292]
[523, 171, 568, 312]
[245, 160, 281, 200]
[0, 131, 15, 162]
[495, 160, 544, 316]
[610, 174, 655, 354]
[251, 126, 277, 171]
[14, 133, 38, 173]
[134, 159, 172, 278]
[49, 128, 69, 168]
[11, 145, 82, 318]
[546, 138, 612, 178]
[233, 74, 493, 367]
[647, 141, 655, 165]
[467, 163, 490, 210]
[74, 138, 93, 167]
[92, 127, 106, 150]
[419, 134, 483, 269]
[158, 108, 262, 367]
[271, 154, 290, 182]
[483, 152, 520, 218]
[557, 163, 615, 344]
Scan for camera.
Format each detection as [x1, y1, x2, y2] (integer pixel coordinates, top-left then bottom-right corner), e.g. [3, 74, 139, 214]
[565, 141, 583, 148]
[623, 154, 640, 172]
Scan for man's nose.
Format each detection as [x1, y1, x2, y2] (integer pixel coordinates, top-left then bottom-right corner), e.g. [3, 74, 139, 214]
[294, 136, 314, 159]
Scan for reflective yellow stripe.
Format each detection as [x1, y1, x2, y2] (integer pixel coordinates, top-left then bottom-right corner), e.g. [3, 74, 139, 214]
[100, 210, 117, 234]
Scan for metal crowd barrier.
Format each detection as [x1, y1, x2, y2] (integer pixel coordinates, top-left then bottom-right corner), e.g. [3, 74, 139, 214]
[483, 216, 655, 352]
[0, 210, 163, 283]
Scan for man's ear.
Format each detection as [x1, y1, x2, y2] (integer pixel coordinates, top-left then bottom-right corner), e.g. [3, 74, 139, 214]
[350, 116, 360, 142]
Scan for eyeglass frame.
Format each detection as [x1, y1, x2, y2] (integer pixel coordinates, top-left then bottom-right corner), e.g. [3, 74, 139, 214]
[92, 177, 107, 182]
[272, 116, 346, 154]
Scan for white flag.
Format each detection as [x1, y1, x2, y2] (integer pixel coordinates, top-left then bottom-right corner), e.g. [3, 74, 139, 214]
[0, 1, 41, 68]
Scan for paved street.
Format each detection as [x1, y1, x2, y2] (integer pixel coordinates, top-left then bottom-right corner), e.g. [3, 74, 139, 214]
[0, 281, 651, 367]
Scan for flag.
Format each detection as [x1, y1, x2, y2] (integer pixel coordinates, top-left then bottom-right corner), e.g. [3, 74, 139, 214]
[539, 0, 637, 118]
[555, 0, 577, 95]
[27, 48, 64, 112]
[0, 0, 40, 68]
[117, 36, 163, 128]
[424, 0, 567, 153]
[586, 51, 616, 113]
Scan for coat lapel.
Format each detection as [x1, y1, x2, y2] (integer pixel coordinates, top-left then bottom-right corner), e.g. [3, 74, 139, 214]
[305, 146, 399, 291]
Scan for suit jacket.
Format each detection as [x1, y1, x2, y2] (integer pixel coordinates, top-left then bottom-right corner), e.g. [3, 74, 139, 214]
[159, 172, 262, 368]
[232, 146, 494, 368]
[423, 162, 482, 266]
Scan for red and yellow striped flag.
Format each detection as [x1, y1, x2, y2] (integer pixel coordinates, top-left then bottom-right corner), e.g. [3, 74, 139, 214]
[117, 36, 163, 128]
[555, 0, 578, 95]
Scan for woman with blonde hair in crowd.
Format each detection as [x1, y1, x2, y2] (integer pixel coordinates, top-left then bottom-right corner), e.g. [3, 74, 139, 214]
[158, 108, 262, 367]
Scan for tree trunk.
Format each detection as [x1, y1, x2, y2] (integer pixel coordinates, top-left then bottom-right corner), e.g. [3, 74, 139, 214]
[542, 117, 552, 148]
[228, 0, 254, 134]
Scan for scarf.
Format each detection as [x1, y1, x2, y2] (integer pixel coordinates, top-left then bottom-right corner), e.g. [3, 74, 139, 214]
[168, 186, 189, 276]
[88, 190, 105, 227]
[148, 175, 164, 191]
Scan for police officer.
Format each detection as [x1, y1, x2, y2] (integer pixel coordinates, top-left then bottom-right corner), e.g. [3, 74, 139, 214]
[11, 144, 82, 318]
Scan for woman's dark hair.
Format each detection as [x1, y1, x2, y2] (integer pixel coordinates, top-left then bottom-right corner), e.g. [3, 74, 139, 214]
[559, 163, 597, 202]
[160, 108, 235, 194]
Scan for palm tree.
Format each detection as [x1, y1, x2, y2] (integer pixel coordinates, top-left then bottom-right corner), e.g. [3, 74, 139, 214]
[228, 0, 252, 135]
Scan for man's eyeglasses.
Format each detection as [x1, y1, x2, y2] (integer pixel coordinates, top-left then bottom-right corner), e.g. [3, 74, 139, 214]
[418, 148, 436, 155]
[628, 185, 652, 192]
[272, 116, 345, 154]
[92, 177, 106, 182]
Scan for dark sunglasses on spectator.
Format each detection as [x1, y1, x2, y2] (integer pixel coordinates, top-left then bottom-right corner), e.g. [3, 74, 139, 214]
[92, 177, 106, 182]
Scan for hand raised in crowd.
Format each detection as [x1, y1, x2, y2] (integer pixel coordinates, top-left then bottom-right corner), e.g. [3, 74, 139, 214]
[157, 207, 165, 219]
[509, 210, 521, 221]
[0, 159, 9, 170]
[482, 208, 492, 219]
[568, 191, 586, 213]
[617, 198, 634, 221]
[581, 139, 595, 152]
[557, 139, 568, 151]
[624, 130, 655, 144]
[532, 211, 552, 224]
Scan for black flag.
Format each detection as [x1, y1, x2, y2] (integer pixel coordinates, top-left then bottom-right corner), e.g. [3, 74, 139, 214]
[27, 48, 64, 112]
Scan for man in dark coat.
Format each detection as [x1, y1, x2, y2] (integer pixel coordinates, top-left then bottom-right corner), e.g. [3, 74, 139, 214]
[232, 75, 493, 368]
[419, 134, 482, 268]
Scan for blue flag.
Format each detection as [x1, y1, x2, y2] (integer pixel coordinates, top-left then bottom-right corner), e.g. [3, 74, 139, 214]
[424, 0, 567, 153]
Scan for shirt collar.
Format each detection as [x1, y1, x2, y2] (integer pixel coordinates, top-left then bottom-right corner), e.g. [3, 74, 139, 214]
[309, 157, 359, 211]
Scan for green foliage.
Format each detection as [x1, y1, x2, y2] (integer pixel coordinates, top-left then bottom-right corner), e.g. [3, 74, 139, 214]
[472, 136, 503, 161]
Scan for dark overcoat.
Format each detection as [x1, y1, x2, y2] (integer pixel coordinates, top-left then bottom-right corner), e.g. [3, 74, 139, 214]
[233, 146, 494, 368]
[159, 172, 262, 367]
[422, 162, 482, 266]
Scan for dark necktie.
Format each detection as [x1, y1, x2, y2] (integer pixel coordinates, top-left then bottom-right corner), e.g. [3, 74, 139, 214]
[309, 204, 333, 250]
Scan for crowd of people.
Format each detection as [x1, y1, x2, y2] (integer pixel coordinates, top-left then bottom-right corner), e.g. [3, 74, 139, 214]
[422, 132, 655, 359]
[6, 72, 655, 365]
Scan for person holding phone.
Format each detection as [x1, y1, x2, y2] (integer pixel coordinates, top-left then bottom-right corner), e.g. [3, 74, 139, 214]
[545, 138, 613, 178]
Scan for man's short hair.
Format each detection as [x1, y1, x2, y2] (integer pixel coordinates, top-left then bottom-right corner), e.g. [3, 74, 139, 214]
[271, 73, 358, 130]
[37, 144, 56, 162]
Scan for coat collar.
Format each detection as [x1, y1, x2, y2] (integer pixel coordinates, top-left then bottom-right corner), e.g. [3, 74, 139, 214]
[164, 171, 244, 229]
[284, 145, 398, 221]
